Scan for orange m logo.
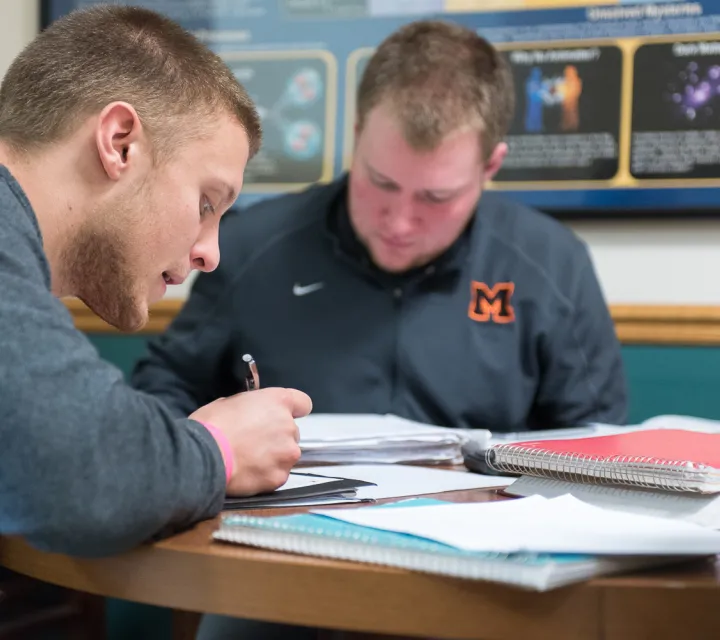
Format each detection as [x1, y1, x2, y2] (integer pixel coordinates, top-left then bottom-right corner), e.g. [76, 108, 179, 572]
[468, 281, 515, 324]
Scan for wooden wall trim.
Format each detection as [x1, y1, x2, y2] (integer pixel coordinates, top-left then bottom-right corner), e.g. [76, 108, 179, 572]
[611, 305, 720, 345]
[63, 298, 720, 346]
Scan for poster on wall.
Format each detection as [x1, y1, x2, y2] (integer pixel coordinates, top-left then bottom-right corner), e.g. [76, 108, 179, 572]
[41, 0, 720, 216]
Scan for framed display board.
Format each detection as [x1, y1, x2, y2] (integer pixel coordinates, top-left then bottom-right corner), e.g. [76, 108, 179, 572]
[40, 0, 720, 217]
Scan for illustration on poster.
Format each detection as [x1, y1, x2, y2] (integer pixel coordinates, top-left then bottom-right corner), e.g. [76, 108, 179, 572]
[665, 60, 720, 123]
[249, 67, 324, 159]
[226, 54, 331, 188]
[524, 65, 583, 133]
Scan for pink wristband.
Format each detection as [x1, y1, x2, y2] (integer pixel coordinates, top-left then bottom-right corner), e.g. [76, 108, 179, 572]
[199, 422, 234, 486]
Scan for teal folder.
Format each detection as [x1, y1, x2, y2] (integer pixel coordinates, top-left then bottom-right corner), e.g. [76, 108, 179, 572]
[213, 499, 677, 590]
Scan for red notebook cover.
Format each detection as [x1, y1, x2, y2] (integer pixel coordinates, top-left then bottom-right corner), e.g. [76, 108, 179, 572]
[508, 429, 720, 468]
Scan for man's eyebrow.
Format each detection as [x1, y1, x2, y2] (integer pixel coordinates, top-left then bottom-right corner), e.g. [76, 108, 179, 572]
[422, 185, 465, 198]
[366, 163, 399, 185]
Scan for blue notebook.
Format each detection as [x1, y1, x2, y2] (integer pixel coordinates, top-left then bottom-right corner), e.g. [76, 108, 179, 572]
[213, 499, 676, 590]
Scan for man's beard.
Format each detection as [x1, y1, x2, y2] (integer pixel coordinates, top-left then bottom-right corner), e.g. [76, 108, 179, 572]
[62, 221, 148, 332]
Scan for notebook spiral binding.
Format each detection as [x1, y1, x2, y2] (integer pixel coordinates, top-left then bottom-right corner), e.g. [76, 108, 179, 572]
[485, 446, 717, 492]
[213, 512, 679, 590]
[219, 514, 514, 561]
[215, 514, 557, 565]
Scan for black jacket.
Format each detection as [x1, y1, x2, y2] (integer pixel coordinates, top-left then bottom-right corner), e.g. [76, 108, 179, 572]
[132, 175, 628, 432]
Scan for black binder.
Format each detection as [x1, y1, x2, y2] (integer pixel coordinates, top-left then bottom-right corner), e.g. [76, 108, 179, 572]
[223, 472, 376, 510]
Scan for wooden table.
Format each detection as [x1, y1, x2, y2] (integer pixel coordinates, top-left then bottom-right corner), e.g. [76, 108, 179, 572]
[2, 486, 720, 640]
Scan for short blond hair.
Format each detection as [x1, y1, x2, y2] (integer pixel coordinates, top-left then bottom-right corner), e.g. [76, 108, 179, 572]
[0, 5, 261, 160]
[357, 20, 514, 159]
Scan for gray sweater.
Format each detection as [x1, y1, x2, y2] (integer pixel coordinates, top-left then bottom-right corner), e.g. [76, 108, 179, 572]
[0, 165, 225, 557]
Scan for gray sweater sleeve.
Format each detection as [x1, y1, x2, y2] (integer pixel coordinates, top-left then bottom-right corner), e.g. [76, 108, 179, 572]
[0, 219, 226, 558]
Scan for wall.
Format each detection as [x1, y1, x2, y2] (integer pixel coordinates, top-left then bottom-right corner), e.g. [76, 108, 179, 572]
[0, 1, 38, 78]
[573, 219, 720, 305]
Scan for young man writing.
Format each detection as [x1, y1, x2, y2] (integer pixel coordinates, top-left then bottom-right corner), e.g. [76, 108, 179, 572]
[0, 5, 311, 558]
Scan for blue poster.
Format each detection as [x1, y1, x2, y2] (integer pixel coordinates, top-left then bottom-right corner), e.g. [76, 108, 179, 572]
[42, 0, 720, 214]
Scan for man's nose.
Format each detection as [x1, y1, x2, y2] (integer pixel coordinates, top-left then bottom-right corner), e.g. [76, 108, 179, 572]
[190, 231, 220, 273]
[385, 198, 416, 236]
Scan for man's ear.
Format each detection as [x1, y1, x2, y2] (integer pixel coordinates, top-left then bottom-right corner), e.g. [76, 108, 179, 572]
[482, 142, 508, 183]
[95, 102, 144, 181]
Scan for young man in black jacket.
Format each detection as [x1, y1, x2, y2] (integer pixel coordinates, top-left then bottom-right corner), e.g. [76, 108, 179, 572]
[131, 19, 628, 639]
[133, 22, 627, 434]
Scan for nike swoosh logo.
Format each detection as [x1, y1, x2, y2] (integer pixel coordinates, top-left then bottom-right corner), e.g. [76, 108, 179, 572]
[293, 282, 324, 296]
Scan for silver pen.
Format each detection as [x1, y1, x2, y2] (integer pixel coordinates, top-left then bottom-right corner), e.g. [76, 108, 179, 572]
[242, 353, 260, 391]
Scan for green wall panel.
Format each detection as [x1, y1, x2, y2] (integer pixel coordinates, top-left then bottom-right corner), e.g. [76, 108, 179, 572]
[90, 334, 150, 378]
[623, 345, 720, 423]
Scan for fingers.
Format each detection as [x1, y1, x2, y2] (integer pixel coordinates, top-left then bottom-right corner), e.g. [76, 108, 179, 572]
[278, 388, 313, 419]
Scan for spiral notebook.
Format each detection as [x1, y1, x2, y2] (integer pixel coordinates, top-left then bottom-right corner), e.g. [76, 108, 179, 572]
[212, 498, 681, 591]
[486, 428, 720, 493]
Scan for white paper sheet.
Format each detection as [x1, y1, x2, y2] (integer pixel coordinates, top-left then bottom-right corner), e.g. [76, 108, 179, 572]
[297, 413, 486, 445]
[312, 494, 720, 555]
[504, 475, 720, 529]
[301, 464, 513, 500]
[486, 415, 720, 447]
[629, 414, 720, 434]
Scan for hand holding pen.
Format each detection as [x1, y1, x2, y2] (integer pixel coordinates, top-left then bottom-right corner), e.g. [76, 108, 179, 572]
[189, 352, 312, 496]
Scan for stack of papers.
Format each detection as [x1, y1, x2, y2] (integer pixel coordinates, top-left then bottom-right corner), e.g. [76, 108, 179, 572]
[297, 413, 485, 465]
